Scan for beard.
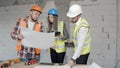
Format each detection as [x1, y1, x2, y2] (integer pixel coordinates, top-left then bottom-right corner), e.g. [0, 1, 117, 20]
[31, 15, 37, 22]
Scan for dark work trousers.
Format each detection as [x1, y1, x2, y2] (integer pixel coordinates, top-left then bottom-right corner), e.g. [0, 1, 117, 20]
[50, 48, 65, 63]
[76, 53, 90, 64]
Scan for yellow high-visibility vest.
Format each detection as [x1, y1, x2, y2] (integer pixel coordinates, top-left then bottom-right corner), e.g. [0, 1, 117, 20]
[55, 21, 67, 53]
[73, 18, 91, 55]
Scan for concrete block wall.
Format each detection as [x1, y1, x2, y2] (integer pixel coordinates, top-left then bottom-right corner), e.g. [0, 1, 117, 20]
[0, 0, 16, 7]
[66, 0, 116, 67]
[0, 0, 120, 68]
[65, 0, 117, 68]
[117, 0, 120, 67]
[0, 4, 33, 61]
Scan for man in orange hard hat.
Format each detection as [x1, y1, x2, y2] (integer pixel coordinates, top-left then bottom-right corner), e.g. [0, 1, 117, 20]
[11, 5, 44, 62]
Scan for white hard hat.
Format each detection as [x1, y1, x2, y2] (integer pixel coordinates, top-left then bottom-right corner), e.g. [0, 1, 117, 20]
[67, 4, 82, 18]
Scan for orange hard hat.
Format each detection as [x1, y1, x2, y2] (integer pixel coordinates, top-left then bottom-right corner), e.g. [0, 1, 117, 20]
[30, 5, 42, 13]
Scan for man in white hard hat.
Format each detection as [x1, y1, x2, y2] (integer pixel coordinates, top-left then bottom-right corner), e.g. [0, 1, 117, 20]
[66, 4, 92, 66]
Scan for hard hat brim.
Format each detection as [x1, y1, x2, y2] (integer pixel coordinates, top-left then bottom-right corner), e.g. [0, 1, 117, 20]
[30, 9, 42, 13]
[66, 12, 80, 18]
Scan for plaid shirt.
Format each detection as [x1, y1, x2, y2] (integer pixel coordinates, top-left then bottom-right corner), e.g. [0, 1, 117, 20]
[11, 17, 43, 59]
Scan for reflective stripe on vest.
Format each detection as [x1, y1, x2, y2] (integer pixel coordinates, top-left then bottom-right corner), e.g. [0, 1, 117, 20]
[55, 21, 66, 53]
[72, 18, 91, 55]
[17, 17, 42, 54]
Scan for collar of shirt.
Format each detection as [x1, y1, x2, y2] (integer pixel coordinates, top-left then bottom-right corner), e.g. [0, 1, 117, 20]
[28, 20, 35, 30]
[75, 17, 82, 26]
